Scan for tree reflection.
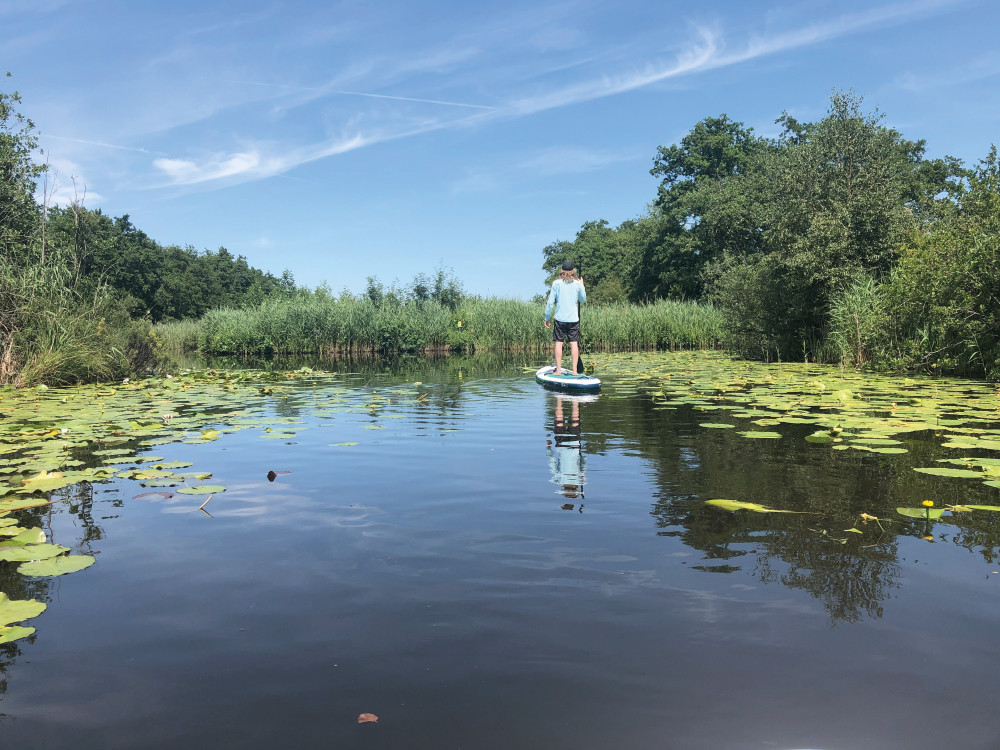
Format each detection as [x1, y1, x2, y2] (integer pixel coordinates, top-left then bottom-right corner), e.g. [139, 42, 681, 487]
[578, 379, 1000, 624]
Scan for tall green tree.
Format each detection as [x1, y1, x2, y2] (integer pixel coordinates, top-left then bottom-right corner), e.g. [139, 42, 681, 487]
[709, 92, 944, 357]
[642, 115, 770, 300]
[0, 75, 45, 263]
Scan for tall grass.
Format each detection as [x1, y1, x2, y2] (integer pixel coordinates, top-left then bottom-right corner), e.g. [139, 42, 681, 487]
[0, 251, 157, 386]
[156, 295, 725, 356]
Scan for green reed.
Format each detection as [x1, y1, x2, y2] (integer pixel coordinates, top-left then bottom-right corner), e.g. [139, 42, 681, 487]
[155, 296, 724, 355]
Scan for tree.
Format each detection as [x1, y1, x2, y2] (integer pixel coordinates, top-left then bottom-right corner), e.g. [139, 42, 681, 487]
[644, 115, 770, 299]
[710, 92, 927, 356]
[0, 74, 45, 263]
[883, 146, 1000, 379]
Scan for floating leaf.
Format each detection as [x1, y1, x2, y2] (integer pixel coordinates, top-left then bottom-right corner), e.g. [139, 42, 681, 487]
[957, 505, 1000, 512]
[0, 527, 45, 545]
[737, 431, 782, 439]
[358, 713, 378, 724]
[176, 485, 227, 495]
[0, 497, 56, 514]
[706, 499, 804, 513]
[0, 593, 46, 626]
[0, 544, 70, 562]
[914, 467, 984, 479]
[266, 470, 291, 482]
[805, 432, 835, 444]
[18, 554, 96, 577]
[330, 442, 359, 447]
[896, 507, 945, 519]
[0, 625, 35, 644]
[699, 423, 735, 429]
[153, 461, 193, 470]
[19, 470, 78, 493]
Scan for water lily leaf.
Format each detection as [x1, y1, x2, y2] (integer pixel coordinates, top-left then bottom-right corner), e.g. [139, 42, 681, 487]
[18, 554, 96, 577]
[0, 625, 35, 644]
[896, 507, 945, 519]
[805, 432, 835, 444]
[133, 491, 174, 500]
[0, 543, 70, 562]
[153, 461, 193, 469]
[330, 442, 359, 447]
[737, 431, 782, 439]
[0, 497, 57, 514]
[914, 467, 984, 479]
[19, 470, 78, 493]
[0, 527, 45, 545]
[176, 485, 227, 495]
[706, 499, 804, 513]
[699, 423, 735, 429]
[0, 592, 46, 625]
[958, 505, 1000, 512]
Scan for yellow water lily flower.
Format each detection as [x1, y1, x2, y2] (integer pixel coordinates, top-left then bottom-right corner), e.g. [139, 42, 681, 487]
[922, 500, 935, 507]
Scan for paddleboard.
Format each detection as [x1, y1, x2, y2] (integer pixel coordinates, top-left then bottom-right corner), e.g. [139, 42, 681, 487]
[535, 366, 601, 392]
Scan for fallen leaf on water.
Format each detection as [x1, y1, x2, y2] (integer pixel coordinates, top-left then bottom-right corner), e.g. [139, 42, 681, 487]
[266, 470, 291, 482]
[358, 713, 378, 724]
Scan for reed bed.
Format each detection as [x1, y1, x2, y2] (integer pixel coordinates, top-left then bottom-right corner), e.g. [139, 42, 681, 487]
[155, 296, 724, 355]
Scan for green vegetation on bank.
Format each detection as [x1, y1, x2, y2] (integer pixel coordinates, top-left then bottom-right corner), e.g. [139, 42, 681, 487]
[542, 91, 1000, 380]
[3, 73, 998, 385]
[156, 294, 724, 355]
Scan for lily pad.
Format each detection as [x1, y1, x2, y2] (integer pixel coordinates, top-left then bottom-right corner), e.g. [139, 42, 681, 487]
[0, 543, 70, 562]
[706, 499, 804, 513]
[699, 423, 735, 429]
[0, 625, 35, 644]
[914, 467, 984, 479]
[0, 592, 46, 626]
[18, 554, 96, 577]
[153, 461, 193, 470]
[176, 485, 227, 495]
[896, 507, 946, 519]
[737, 431, 782, 439]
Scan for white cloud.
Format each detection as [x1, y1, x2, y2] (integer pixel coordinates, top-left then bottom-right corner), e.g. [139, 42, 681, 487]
[144, 0, 969, 190]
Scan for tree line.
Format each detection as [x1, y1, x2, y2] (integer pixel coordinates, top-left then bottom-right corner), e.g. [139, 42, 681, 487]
[542, 91, 999, 379]
[1, 75, 298, 384]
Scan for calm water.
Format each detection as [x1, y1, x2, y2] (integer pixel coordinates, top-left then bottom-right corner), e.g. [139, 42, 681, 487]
[3, 355, 1000, 749]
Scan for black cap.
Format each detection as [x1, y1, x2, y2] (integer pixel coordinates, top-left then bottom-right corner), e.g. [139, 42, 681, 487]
[561, 260, 575, 271]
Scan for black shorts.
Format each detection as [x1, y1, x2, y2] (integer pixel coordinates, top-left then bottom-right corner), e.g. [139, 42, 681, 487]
[552, 319, 580, 343]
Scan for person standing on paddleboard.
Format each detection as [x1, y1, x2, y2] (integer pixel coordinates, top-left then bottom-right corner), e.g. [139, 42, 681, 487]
[543, 260, 587, 376]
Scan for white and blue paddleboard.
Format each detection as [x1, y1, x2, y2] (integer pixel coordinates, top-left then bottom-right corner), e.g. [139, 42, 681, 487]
[535, 366, 601, 392]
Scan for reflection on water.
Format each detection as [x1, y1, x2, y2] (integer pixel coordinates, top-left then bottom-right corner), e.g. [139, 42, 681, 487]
[547, 394, 586, 508]
[2, 353, 1000, 749]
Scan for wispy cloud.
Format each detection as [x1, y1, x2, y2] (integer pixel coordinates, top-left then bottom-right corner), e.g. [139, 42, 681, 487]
[41, 134, 168, 156]
[146, 0, 968, 189]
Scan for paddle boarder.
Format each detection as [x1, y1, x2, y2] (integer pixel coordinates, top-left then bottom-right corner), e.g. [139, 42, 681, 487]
[543, 260, 587, 376]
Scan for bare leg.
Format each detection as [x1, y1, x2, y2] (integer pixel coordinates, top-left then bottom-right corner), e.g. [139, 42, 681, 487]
[554, 341, 563, 371]
[570, 341, 579, 375]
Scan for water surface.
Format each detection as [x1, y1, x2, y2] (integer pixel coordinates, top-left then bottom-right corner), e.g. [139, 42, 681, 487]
[3, 354, 1000, 749]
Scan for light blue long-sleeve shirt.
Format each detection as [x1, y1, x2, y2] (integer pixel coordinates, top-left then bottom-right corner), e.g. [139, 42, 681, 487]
[544, 279, 586, 323]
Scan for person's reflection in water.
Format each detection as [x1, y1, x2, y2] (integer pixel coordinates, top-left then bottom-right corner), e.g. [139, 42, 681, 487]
[547, 394, 585, 511]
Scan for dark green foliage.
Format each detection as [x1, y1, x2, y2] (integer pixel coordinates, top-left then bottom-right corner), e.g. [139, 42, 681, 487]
[0, 76, 44, 264]
[43, 206, 286, 322]
[881, 147, 1000, 379]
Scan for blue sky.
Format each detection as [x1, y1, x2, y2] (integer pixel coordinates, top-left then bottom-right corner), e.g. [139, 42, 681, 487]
[3, 0, 997, 298]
